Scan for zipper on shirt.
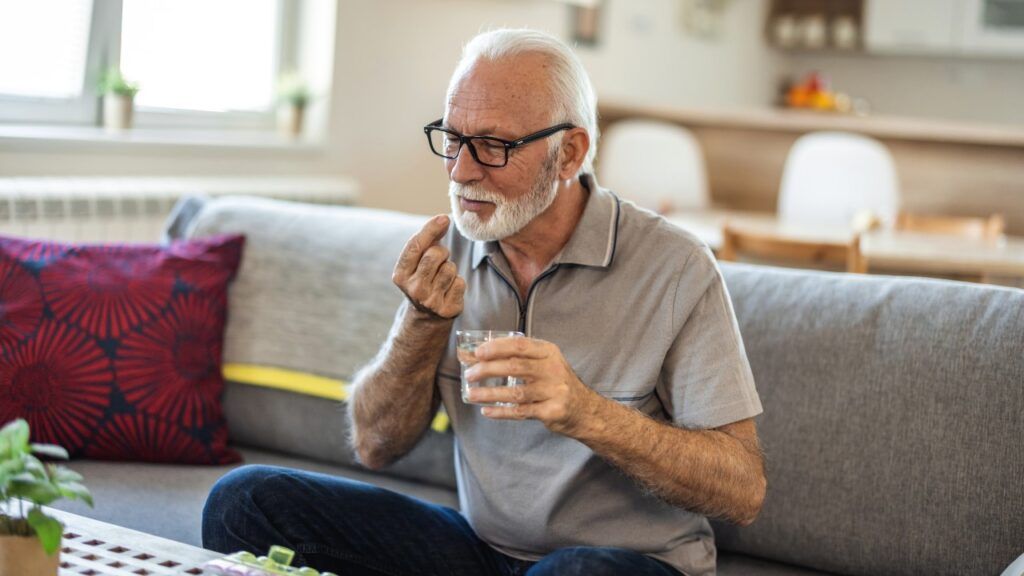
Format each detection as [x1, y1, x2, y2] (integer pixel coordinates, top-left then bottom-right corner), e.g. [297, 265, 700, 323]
[520, 265, 560, 334]
[488, 262, 560, 335]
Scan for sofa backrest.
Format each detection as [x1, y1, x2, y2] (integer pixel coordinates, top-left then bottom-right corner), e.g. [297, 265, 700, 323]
[169, 194, 425, 386]
[715, 263, 1024, 576]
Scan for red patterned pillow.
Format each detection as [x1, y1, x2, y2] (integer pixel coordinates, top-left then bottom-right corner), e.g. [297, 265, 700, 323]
[0, 234, 244, 464]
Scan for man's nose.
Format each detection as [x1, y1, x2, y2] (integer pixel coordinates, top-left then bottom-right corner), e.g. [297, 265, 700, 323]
[448, 145, 486, 184]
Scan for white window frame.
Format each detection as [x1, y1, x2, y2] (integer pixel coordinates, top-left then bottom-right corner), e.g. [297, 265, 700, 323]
[0, 0, 298, 131]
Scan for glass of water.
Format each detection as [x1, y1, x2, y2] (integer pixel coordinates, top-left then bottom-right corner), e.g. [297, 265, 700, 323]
[456, 330, 524, 406]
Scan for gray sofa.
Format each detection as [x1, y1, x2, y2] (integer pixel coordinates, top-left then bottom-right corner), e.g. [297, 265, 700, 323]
[53, 196, 1024, 576]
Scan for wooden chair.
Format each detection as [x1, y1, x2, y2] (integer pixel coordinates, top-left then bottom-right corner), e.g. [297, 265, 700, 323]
[895, 212, 1005, 240]
[719, 223, 864, 273]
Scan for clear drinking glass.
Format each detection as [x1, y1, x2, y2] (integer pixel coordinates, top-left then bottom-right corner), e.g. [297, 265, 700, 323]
[456, 330, 524, 406]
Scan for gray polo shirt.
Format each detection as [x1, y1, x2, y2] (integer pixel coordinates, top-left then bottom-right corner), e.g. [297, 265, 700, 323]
[433, 176, 762, 576]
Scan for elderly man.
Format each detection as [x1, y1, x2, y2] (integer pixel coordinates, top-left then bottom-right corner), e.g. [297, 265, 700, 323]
[203, 29, 764, 576]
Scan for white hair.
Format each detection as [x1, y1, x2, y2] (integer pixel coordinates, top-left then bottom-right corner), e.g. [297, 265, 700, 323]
[445, 28, 599, 176]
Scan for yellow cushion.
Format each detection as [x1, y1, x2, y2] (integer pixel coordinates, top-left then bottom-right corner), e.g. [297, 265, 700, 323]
[222, 363, 450, 433]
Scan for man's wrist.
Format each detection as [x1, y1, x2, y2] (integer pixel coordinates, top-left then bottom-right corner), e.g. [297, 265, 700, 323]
[561, 386, 613, 440]
[403, 300, 457, 330]
[387, 301, 454, 359]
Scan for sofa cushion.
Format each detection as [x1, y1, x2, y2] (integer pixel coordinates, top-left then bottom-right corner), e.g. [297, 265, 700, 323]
[714, 263, 1024, 576]
[53, 446, 833, 576]
[223, 382, 456, 489]
[718, 553, 839, 576]
[0, 234, 244, 464]
[54, 446, 459, 548]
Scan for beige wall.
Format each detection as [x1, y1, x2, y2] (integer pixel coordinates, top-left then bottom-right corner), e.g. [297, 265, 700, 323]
[0, 0, 780, 216]
[784, 53, 1024, 126]
[2, 1, 1023, 217]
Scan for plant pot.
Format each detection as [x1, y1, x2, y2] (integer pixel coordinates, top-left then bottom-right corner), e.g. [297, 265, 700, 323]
[277, 103, 305, 137]
[103, 94, 135, 132]
[0, 533, 59, 576]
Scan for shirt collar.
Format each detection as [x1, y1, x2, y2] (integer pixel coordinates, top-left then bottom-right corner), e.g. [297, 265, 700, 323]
[470, 173, 621, 270]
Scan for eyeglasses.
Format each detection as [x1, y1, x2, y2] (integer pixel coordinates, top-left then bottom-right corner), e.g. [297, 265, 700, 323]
[423, 118, 575, 168]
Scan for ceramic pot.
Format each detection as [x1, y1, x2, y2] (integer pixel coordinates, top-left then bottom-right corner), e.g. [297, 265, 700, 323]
[103, 94, 134, 132]
[277, 103, 305, 137]
[0, 533, 59, 576]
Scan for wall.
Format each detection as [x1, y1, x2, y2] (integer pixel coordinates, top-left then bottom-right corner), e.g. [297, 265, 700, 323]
[784, 53, 1024, 125]
[580, 0, 779, 110]
[0, 0, 780, 216]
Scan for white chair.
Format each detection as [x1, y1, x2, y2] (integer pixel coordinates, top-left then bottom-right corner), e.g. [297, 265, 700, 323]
[597, 119, 710, 214]
[777, 131, 900, 228]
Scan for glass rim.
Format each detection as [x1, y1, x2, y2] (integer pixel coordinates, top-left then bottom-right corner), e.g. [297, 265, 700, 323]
[456, 329, 524, 338]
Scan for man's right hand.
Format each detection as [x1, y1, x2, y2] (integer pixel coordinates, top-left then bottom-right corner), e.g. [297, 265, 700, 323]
[392, 214, 466, 320]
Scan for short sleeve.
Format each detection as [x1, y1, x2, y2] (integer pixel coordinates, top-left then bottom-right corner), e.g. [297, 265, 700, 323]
[656, 247, 762, 429]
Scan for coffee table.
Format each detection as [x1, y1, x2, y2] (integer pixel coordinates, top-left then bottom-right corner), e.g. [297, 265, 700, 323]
[45, 506, 220, 575]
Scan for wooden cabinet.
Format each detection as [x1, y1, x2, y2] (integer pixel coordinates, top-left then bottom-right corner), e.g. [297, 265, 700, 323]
[766, 0, 864, 51]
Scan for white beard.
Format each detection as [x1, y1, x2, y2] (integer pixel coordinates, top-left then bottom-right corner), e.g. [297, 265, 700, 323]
[449, 152, 560, 242]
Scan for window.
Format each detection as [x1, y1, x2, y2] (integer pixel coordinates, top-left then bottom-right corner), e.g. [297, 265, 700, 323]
[0, 0, 297, 130]
[0, 1, 93, 100]
[121, 0, 281, 118]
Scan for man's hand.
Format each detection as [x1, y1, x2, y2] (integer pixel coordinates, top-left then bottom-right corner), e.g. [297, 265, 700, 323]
[464, 337, 600, 436]
[466, 336, 766, 525]
[392, 214, 466, 320]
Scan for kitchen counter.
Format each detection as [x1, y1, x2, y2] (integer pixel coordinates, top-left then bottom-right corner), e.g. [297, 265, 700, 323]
[599, 101, 1024, 147]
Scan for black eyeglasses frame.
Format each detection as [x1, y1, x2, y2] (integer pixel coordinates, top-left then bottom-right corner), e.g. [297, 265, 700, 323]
[423, 118, 575, 168]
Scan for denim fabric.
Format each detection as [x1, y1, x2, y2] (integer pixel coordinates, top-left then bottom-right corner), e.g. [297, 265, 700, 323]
[202, 465, 680, 576]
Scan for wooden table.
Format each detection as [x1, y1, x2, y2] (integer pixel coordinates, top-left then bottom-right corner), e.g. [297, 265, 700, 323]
[859, 230, 1024, 280]
[45, 506, 220, 575]
[665, 210, 1024, 284]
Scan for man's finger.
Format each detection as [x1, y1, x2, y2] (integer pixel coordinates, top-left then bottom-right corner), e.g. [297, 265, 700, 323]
[396, 214, 450, 277]
[467, 382, 540, 405]
[480, 403, 534, 421]
[465, 358, 536, 382]
[434, 260, 458, 292]
[444, 275, 466, 302]
[476, 337, 550, 360]
[413, 244, 451, 283]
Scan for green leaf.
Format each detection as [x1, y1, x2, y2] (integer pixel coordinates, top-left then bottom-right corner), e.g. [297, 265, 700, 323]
[26, 508, 63, 555]
[98, 67, 140, 97]
[56, 481, 93, 508]
[23, 455, 47, 480]
[30, 443, 68, 460]
[0, 420, 29, 454]
[8, 478, 61, 505]
[0, 459, 25, 480]
[51, 467, 83, 484]
[8, 472, 36, 483]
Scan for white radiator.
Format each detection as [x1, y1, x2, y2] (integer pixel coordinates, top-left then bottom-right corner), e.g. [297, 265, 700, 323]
[0, 176, 359, 243]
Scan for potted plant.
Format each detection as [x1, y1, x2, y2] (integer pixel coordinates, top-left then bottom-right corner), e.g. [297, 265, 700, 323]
[0, 419, 93, 576]
[98, 67, 140, 132]
[276, 71, 311, 138]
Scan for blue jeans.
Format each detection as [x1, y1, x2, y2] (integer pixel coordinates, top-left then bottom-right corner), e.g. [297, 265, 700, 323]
[202, 465, 681, 576]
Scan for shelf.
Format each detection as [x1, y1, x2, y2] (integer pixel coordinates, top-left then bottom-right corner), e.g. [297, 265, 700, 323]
[598, 102, 1024, 148]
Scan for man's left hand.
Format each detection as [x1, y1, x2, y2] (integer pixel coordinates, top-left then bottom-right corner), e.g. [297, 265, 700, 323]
[464, 337, 600, 436]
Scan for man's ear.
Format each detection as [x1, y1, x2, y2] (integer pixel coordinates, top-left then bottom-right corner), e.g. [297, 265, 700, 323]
[557, 127, 590, 180]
